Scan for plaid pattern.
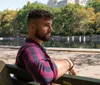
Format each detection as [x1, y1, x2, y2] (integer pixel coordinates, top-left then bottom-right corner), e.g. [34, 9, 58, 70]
[15, 38, 58, 85]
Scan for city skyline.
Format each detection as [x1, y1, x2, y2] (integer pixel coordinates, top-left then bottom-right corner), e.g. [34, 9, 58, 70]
[0, 0, 48, 11]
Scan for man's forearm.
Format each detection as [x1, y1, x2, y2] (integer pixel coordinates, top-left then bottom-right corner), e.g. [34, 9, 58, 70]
[52, 59, 70, 79]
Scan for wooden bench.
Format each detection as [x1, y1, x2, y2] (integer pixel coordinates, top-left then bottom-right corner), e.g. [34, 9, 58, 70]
[0, 60, 100, 85]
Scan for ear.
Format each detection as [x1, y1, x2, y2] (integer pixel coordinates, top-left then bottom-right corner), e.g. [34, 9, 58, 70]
[30, 23, 35, 33]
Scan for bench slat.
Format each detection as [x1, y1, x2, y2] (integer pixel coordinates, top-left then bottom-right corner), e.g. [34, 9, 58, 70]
[6, 63, 100, 85]
[55, 74, 100, 85]
[11, 78, 38, 85]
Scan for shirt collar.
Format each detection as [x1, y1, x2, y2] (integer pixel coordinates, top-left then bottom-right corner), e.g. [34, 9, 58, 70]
[25, 38, 46, 52]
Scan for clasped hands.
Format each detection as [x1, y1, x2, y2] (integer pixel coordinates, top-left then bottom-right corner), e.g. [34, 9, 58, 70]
[64, 59, 76, 75]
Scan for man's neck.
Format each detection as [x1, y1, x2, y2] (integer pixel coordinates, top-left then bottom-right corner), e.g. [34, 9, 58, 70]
[27, 35, 43, 45]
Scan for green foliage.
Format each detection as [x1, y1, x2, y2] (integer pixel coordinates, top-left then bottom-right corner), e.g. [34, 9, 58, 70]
[52, 9, 64, 35]
[53, 3, 96, 36]
[53, 4, 89, 35]
[0, 1, 100, 36]
[87, 0, 100, 13]
[0, 10, 18, 36]
[95, 12, 100, 30]
[96, 28, 100, 34]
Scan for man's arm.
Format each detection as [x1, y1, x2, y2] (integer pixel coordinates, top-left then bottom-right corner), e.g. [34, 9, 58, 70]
[52, 59, 76, 79]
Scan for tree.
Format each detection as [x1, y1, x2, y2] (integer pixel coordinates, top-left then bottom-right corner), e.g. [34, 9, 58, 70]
[86, 7, 96, 34]
[52, 8, 64, 35]
[87, 0, 100, 13]
[0, 10, 18, 36]
[95, 12, 100, 34]
[73, 8, 89, 35]
[55, 4, 88, 35]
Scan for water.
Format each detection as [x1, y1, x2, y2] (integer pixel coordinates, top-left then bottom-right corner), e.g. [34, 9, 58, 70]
[44, 39, 100, 48]
[0, 36, 100, 48]
[0, 38, 25, 46]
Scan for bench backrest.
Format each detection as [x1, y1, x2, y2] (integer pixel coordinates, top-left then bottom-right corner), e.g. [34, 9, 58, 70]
[1, 61, 100, 85]
[0, 61, 12, 85]
[6, 64, 38, 85]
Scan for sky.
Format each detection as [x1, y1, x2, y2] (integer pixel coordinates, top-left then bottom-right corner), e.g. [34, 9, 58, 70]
[0, 0, 49, 11]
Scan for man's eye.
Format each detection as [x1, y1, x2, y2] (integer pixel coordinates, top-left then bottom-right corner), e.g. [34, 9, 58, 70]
[44, 24, 48, 26]
[44, 24, 49, 27]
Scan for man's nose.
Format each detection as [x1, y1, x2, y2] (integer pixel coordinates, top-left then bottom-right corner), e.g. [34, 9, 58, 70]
[49, 26, 53, 32]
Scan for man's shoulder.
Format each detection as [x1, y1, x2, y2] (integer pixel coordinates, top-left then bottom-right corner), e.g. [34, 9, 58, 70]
[19, 43, 40, 51]
[20, 43, 35, 50]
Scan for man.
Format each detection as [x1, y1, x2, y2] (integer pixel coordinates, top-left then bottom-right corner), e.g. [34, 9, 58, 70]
[15, 9, 76, 85]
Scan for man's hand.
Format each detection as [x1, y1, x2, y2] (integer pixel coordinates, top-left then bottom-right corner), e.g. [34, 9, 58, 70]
[68, 66, 76, 75]
[64, 59, 76, 75]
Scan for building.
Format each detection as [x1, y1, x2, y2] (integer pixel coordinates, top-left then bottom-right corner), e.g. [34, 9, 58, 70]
[47, 0, 90, 7]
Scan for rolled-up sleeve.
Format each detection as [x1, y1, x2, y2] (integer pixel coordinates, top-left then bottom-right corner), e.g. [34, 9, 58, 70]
[22, 47, 58, 84]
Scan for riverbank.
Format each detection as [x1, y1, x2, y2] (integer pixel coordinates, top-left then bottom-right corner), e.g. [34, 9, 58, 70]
[0, 47, 100, 79]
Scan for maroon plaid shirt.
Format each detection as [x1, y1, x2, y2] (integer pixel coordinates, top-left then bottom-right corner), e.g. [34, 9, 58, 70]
[15, 38, 58, 85]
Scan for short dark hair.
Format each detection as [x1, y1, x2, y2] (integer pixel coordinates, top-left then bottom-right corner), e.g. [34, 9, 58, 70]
[27, 9, 54, 23]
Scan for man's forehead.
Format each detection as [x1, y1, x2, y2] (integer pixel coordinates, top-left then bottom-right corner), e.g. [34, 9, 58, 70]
[31, 18, 52, 25]
[37, 18, 53, 23]
[39, 17, 53, 21]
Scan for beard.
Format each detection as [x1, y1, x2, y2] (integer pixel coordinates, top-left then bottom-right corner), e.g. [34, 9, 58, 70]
[35, 31, 51, 41]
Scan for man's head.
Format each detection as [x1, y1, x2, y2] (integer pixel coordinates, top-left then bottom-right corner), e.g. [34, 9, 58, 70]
[27, 9, 54, 42]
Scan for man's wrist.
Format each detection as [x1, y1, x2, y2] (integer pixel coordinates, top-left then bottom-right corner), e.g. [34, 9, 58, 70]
[64, 59, 74, 71]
